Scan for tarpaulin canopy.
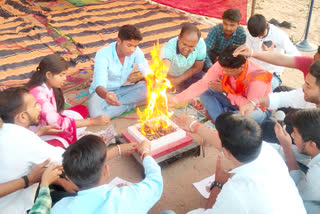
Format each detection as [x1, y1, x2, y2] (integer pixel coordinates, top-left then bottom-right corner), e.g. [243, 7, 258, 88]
[151, 0, 248, 25]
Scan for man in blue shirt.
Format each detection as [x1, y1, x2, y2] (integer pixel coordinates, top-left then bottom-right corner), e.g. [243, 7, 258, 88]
[161, 23, 206, 92]
[204, 8, 246, 72]
[88, 25, 149, 118]
[51, 135, 163, 214]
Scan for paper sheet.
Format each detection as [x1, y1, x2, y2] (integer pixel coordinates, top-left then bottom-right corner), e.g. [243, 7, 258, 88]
[192, 174, 215, 199]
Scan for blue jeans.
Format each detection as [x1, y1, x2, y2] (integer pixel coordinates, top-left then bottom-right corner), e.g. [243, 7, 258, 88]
[88, 81, 147, 118]
[200, 89, 269, 123]
[271, 73, 282, 91]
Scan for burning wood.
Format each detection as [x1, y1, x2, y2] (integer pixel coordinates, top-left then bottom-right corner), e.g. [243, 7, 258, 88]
[139, 121, 176, 141]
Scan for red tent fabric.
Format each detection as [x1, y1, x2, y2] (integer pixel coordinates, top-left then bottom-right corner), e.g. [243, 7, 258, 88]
[151, 0, 248, 25]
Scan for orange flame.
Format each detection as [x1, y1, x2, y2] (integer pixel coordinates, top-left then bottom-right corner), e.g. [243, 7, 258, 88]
[137, 41, 172, 135]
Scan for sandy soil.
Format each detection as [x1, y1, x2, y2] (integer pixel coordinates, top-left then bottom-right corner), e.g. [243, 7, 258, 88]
[88, 1, 320, 213]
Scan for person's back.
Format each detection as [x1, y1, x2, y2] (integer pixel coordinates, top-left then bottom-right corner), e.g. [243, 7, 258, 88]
[51, 135, 163, 214]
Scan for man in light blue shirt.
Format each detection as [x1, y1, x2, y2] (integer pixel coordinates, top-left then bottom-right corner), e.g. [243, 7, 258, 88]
[161, 23, 206, 92]
[51, 135, 163, 214]
[88, 25, 149, 118]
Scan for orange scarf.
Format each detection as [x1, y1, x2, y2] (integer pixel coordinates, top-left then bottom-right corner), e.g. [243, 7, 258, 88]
[221, 60, 273, 110]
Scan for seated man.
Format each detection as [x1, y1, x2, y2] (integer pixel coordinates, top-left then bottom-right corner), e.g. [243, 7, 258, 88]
[246, 14, 301, 90]
[88, 25, 149, 118]
[274, 109, 320, 213]
[188, 112, 306, 213]
[51, 136, 163, 214]
[161, 23, 206, 92]
[240, 61, 320, 143]
[0, 87, 71, 213]
[204, 8, 246, 72]
[170, 44, 272, 123]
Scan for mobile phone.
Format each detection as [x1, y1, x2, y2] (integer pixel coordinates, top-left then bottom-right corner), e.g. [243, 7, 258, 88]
[263, 40, 273, 48]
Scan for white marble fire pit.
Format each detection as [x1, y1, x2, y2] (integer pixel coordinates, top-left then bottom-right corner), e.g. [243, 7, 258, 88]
[127, 117, 186, 151]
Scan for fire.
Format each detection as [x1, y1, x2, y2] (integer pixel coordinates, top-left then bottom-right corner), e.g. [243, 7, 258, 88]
[137, 41, 173, 135]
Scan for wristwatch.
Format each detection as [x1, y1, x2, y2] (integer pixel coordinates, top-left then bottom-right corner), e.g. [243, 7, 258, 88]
[210, 181, 223, 191]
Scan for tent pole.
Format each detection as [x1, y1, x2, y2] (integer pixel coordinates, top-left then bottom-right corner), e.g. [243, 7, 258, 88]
[251, 0, 256, 16]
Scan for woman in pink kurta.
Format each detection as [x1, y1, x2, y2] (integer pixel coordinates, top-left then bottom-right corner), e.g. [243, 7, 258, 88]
[27, 54, 110, 148]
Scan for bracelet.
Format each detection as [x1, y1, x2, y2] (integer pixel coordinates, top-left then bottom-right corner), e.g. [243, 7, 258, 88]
[89, 118, 94, 126]
[249, 100, 257, 109]
[210, 181, 223, 191]
[189, 120, 198, 131]
[193, 122, 201, 133]
[22, 175, 29, 188]
[116, 145, 121, 156]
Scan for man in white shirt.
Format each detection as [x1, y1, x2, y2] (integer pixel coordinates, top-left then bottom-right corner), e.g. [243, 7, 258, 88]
[240, 61, 320, 143]
[0, 87, 73, 214]
[246, 14, 301, 90]
[274, 109, 320, 213]
[188, 112, 306, 214]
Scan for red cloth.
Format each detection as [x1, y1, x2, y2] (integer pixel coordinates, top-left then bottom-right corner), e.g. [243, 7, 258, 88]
[151, 0, 248, 25]
[46, 139, 66, 149]
[66, 105, 89, 119]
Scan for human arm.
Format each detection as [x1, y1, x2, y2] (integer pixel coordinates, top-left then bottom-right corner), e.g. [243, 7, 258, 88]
[174, 62, 221, 104]
[95, 86, 121, 106]
[0, 159, 50, 197]
[168, 60, 204, 86]
[29, 163, 62, 214]
[274, 122, 299, 171]
[120, 141, 163, 213]
[227, 80, 271, 107]
[175, 115, 221, 150]
[106, 143, 137, 160]
[233, 44, 296, 68]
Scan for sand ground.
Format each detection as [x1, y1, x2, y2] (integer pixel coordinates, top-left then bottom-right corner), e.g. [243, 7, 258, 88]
[88, 1, 320, 213]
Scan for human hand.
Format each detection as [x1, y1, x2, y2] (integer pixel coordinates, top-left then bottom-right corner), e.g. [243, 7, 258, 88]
[214, 154, 232, 185]
[57, 178, 79, 193]
[137, 140, 151, 160]
[28, 159, 50, 185]
[168, 75, 182, 87]
[262, 41, 275, 51]
[36, 124, 61, 136]
[127, 64, 143, 83]
[40, 162, 63, 187]
[175, 115, 197, 132]
[105, 91, 121, 106]
[274, 121, 292, 149]
[239, 101, 256, 116]
[232, 44, 252, 57]
[167, 96, 179, 108]
[208, 79, 223, 92]
[119, 143, 138, 156]
[91, 115, 110, 126]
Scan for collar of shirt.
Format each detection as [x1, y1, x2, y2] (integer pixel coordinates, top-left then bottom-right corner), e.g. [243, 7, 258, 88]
[42, 83, 54, 97]
[308, 152, 320, 168]
[77, 184, 112, 197]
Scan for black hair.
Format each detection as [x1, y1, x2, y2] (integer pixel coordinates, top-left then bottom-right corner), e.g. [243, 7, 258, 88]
[291, 109, 320, 150]
[222, 8, 241, 23]
[63, 135, 107, 189]
[318, 46, 320, 55]
[0, 87, 29, 123]
[247, 14, 268, 37]
[215, 112, 262, 163]
[309, 60, 320, 88]
[27, 54, 68, 113]
[118, 25, 143, 41]
[218, 44, 246, 68]
[179, 22, 201, 40]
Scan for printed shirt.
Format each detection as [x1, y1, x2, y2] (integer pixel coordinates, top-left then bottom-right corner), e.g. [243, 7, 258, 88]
[29, 186, 52, 214]
[161, 36, 206, 76]
[204, 24, 246, 69]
